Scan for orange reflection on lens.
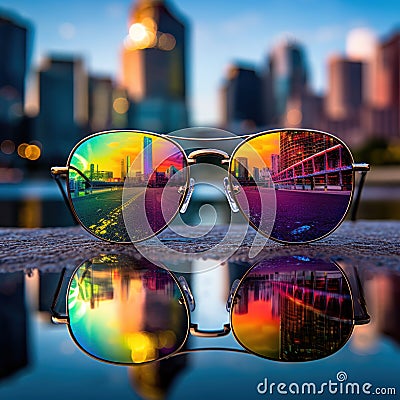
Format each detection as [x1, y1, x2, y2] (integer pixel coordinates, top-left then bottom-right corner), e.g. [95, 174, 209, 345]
[230, 130, 353, 243]
[231, 256, 354, 361]
[67, 255, 189, 364]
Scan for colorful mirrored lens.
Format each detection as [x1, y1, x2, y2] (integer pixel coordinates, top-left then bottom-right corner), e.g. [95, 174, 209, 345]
[68, 131, 187, 242]
[231, 130, 353, 242]
[67, 255, 189, 364]
[231, 256, 354, 361]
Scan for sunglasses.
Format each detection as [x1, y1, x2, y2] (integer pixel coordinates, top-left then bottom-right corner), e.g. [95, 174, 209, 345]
[51, 128, 369, 244]
[51, 254, 369, 364]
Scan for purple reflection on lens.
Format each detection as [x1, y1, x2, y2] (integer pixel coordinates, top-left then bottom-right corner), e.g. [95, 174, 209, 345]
[232, 130, 353, 243]
[123, 141, 187, 243]
[145, 151, 186, 234]
[271, 190, 351, 242]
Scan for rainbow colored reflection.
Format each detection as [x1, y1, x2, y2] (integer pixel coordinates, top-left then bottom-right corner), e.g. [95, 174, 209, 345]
[231, 130, 353, 242]
[68, 131, 187, 242]
[231, 256, 354, 361]
[67, 255, 189, 364]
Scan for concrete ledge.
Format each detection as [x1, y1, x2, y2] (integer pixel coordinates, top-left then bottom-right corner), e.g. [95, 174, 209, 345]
[0, 221, 399, 271]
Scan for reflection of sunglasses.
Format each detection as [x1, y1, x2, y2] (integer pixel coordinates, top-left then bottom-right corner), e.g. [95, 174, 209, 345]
[51, 128, 369, 244]
[51, 254, 369, 364]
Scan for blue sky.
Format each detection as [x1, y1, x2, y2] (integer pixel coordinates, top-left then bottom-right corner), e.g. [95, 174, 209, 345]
[1, 0, 400, 125]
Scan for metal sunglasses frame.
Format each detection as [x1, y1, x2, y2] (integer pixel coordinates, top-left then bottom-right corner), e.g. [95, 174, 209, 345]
[51, 255, 370, 365]
[51, 128, 370, 245]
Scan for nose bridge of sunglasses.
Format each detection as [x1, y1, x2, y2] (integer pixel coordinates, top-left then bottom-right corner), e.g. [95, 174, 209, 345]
[186, 148, 231, 165]
[179, 176, 240, 214]
[178, 177, 195, 214]
[223, 177, 240, 213]
[178, 276, 195, 311]
[178, 150, 241, 214]
[225, 278, 241, 312]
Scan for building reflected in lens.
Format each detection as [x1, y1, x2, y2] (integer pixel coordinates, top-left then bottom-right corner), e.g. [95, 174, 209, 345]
[232, 256, 354, 361]
[67, 255, 189, 365]
[128, 354, 188, 400]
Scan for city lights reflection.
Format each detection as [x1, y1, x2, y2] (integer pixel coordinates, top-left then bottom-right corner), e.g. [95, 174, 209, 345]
[68, 130, 187, 242]
[67, 254, 189, 364]
[231, 130, 353, 242]
[232, 256, 354, 361]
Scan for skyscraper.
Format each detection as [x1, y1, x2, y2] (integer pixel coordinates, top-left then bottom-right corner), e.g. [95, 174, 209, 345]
[367, 32, 400, 139]
[234, 156, 249, 180]
[325, 55, 363, 120]
[121, 158, 126, 180]
[143, 136, 153, 176]
[371, 32, 400, 110]
[0, 14, 29, 144]
[88, 76, 113, 132]
[270, 154, 280, 176]
[36, 56, 88, 165]
[267, 39, 308, 123]
[221, 64, 263, 130]
[121, 0, 188, 132]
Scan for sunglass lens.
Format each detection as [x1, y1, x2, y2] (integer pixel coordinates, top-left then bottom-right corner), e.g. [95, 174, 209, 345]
[68, 131, 187, 242]
[231, 131, 353, 242]
[67, 255, 189, 364]
[231, 256, 354, 361]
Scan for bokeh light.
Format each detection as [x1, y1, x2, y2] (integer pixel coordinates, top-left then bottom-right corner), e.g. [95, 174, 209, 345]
[346, 27, 377, 61]
[25, 144, 41, 160]
[113, 97, 129, 114]
[158, 33, 176, 51]
[286, 108, 302, 125]
[1, 139, 15, 155]
[129, 23, 147, 42]
[126, 21, 157, 50]
[17, 143, 29, 158]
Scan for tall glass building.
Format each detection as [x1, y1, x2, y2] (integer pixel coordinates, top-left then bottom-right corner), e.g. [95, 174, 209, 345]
[143, 136, 153, 176]
[121, 0, 188, 133]
[0, 14, 29, 143]
[268, 39, 308, 123]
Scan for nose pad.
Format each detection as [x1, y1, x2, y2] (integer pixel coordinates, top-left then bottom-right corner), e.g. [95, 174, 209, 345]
[223, 177, 239, 213]
[178, 276, 195, 312]
[179, 178, 195, 214]
[226, 279, 241, 312]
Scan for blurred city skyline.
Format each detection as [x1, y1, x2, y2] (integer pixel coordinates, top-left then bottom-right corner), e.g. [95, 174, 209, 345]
[1, 0, 400, 125]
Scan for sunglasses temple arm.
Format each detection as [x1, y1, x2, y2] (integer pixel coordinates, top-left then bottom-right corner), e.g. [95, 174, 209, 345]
[352, 266, 371, 324]
[52, 173, 80, 224]
[350, 170, 368, 221]
[51, 268, 69, 324]
[51, 166, 93, 224]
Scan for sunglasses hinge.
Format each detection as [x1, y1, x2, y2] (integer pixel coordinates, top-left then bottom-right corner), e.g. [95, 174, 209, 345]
[51, 315, 68, 324]
[352, 163, 370, 172]
[51, 166, 68, 176]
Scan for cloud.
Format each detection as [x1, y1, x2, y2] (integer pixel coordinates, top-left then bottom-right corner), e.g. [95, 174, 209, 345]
[220, 12, 264, 36]
[314, 25, 346, 43]
[58, 22, 76, 40]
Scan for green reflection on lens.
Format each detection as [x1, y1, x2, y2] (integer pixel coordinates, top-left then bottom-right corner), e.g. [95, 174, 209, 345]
[68, 255, 189, 364]
[68, 131, 186, 243]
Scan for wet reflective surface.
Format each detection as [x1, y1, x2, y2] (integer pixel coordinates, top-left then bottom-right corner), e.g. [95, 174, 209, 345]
[0, 253, 399, 399]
